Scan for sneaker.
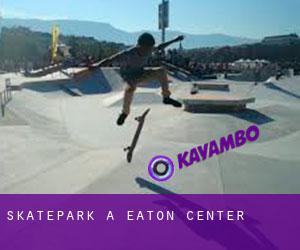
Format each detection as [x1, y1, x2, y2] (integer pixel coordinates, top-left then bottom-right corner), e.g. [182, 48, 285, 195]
[191, 84, 199, 95]
[163, 97, 182, 108]
[117, 113, 128, 126]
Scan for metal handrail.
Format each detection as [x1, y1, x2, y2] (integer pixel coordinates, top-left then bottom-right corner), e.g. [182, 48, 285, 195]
[0, 78, 13, 117]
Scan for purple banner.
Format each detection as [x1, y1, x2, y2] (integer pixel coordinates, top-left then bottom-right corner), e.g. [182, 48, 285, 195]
[0, 189, 299, 249]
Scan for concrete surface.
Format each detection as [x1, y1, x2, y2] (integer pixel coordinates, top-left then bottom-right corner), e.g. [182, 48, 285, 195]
[0, 69, 300, 194]
[194, 82, 230, 91]
[181, 92, 255, 112]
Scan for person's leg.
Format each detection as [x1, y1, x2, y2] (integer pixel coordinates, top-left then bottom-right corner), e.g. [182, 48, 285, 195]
[122, 84, 137, 115]
[137, 67, 182, 108]
[137, 67, 171, 97]
[154, 67, 171, 98]
[117, 83, 137, 126]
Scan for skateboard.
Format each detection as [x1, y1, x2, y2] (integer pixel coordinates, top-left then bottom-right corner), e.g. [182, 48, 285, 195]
[124, 109, 151, 163]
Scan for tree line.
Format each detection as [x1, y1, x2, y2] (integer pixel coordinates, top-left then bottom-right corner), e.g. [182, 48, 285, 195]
[1, 26, 299, 73]
[182, 43, 300, 64]
[0, 26, 125, 72]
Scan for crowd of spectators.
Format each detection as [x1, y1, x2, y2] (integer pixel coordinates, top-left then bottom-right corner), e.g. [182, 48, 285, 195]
[164, 49, 230, 77]
[162, 49, 300, 78]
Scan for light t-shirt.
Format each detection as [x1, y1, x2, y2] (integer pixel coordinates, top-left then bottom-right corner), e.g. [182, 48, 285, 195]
[111, 47, 149, 80]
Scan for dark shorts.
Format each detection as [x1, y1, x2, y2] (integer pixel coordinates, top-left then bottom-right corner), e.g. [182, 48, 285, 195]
[120, 68, 145, 83]
[120, 67, 165, 87]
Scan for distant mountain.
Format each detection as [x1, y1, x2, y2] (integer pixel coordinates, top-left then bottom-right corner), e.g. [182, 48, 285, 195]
[0, 18, 258, 49]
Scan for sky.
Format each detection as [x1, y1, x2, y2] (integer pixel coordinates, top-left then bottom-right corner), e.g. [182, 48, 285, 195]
[1, 0, 300, 39]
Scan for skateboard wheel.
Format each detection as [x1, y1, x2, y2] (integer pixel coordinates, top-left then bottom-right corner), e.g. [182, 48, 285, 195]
[124, 147, 131, 152]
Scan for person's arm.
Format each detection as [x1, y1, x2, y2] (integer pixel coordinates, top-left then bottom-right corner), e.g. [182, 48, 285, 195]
[155, 35, 185, 51]
[90, 50, 128, 68]
[74, 49, 128, 78]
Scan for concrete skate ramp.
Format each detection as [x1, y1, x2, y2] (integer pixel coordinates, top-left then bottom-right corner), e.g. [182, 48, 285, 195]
[264, 82, 300, 100]
[193, 82, 230, 91]
[22, 68, 125, 96]
[3, 70, 300, 194]
[0, 108, 28, 127]
[181, 93, 255, 113]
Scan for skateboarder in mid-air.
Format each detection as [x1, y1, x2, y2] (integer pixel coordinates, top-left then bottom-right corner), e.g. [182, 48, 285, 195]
[81, 33, 184, 126]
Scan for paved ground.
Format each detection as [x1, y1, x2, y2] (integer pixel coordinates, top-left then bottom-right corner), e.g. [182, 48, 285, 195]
[0, 69, 300, 194]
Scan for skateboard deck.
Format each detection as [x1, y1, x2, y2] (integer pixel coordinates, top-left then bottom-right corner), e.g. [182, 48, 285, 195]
[124, 109, 151, 163]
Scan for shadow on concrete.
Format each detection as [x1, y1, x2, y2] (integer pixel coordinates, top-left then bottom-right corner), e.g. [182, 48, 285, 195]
[59, 84, 82, 97]
[264, 82, 300, 100]
[231, 109, 275, 125]
[184, 107, 273, 125]
[135, 177, 278, 250]
[23, 69, 112, 96]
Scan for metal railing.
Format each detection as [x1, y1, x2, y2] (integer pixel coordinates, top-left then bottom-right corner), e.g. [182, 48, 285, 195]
[0, 78, 13, 117]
